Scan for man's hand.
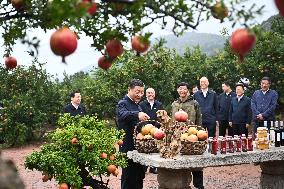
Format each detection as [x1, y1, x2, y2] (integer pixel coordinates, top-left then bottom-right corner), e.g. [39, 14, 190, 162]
[229, 122, 232, 127]
[256, 114, 264, 120]
[138, 112, 150, 121]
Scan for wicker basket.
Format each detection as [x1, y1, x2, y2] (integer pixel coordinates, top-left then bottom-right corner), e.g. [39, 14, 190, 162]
[180, 140, 208, 155]
[133, 120, 160, 153]
[180, 125, 208, 155]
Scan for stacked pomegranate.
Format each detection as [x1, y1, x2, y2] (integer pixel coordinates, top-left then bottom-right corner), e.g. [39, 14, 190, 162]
[136, 124, 165, 140]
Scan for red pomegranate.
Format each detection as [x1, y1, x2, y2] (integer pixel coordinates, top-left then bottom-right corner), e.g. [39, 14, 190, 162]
[11, 0, 25, 11]
[131, 36, 150, 53]
[174, 110, 188, 122]
[229, 28, 256, 62]
[106, 39, 124, 58]
[5, 56, 17, 70]
[275, 0, 284, 16]
[50, 27, 78, 63]
[79, 0, 97, 16]
[98, 56, 112, 70]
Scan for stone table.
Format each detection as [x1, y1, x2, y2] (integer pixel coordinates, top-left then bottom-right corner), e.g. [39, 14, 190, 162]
[128, 147, 284, 189]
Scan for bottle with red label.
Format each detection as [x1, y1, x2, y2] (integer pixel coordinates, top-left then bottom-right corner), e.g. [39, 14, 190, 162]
[247, 135, 253, 151]
[212, 137, 218, 155]
[228, 137, 235, 153]
[235, 136, 242, 152]
[221, 137, 227, 154]
[241, 134, 247, 152]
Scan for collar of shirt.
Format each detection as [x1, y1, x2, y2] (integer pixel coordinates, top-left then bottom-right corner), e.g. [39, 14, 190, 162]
[71, 102, 79, 110]
[201, 89, 208, 97]
[147, 99, 155, 109]
[237, 95, 244, 101]
[127, 94, 138, 104]
[262, 89, 269, 95]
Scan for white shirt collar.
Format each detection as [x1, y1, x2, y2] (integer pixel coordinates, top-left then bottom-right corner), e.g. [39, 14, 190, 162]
[201, 89, 208, 97]
[71, 102, 79, 109]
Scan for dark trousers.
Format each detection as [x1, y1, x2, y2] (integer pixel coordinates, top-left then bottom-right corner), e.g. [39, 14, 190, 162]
[219, 120, 233, 137]
[202, 122, 216, 137]
[232, 124, 248, 137]
[121, 159, 145, 189]
[192, 170, 203, 188]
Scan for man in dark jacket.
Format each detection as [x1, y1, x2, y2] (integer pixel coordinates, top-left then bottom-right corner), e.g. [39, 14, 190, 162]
[217, 81, 236, 137]
[63, 90, 86, 116]
[229, 84, 252, 136]
[116, 79, 150, 189]
[194, 77, 218, 137]
[139, 87, 162, 174]
[251, 77, 278, 133]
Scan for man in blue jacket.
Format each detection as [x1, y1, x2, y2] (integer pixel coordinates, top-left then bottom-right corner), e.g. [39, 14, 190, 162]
[194, 77, 218, 137]
[217, 81, 236, 137]
[116, 79, 150, 189]
[251, 77, 278, 132]
[229, 84, 252, 136]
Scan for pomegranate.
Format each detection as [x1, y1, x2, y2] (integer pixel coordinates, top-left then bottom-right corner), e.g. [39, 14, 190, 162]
[71, 138, 78, 145]
[211, 1, 229, 21]
[59, 183, 69, 189]
[229, 28, 256, 62]
[11, 0, 25, 11]
[50, 27, 78, 63]
[174, 110, 188, 122]
[106, 39, 124, 58]
[99, 152, 107, 159]
[153, 129, 165, 140]
[79, 0, 97, 16]
[113, 169, 119, 176]
[5, 56, 17, 70]
[275, 0, 284, 16]
[109, 154, 115, 161]
[42, 174, 49, 182]
[107, 164, 117, 174]
[98, 56, 112, 70]
[131, 36, 150, 53]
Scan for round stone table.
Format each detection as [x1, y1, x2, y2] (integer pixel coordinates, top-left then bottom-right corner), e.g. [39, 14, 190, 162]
[128, 147, 284, 189]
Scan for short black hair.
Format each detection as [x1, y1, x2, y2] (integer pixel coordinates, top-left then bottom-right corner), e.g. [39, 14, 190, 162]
[128, 79, 144, 89]
[261, 76, 271, 84]
[70, 90, 80, 98]
[192, 84, 198, 88]
[177, 82, 189, 89]
[235, 83, 244, 90]
[222, 81, 232, 87]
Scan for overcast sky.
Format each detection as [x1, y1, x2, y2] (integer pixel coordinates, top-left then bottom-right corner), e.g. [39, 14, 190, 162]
[0, 0, 279, 79]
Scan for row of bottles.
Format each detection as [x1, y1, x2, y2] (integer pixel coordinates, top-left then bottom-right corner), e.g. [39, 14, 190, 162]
[265, 121, 284, 147]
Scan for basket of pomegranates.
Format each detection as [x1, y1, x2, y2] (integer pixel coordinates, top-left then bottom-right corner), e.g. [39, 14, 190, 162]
[133, 120, 165, 153]
[180, 125, 208, 155]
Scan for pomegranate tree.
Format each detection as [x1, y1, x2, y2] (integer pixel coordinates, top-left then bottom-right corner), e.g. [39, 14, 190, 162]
[5, 56, 17, 70]
[229, 28, 256, 62]
[50, 27, 78, 63]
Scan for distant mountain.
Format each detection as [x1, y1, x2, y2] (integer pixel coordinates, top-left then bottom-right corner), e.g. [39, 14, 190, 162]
[160, 32, 227, 56]
[260, 14, 280, 31]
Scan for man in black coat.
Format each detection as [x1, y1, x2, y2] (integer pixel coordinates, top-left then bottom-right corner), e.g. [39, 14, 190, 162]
[229, 84, 252, 136]
[63, 90, 86, 116]
[217, 81, 236, 137]
[194, 77, 218, 137]
[116, 79, 150, 189]
[139, 87, 163, 174]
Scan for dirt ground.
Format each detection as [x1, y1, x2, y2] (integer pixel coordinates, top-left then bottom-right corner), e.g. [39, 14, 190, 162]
[1, 143, 261, 189]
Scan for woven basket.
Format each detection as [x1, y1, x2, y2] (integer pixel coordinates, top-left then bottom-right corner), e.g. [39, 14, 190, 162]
[180, 140, 208, 155]
[180, 125, 208, 155]
[133, 120, 160, 153]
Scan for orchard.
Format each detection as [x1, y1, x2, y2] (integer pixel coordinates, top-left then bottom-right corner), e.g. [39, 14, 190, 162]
[0, 0, 283, 189]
